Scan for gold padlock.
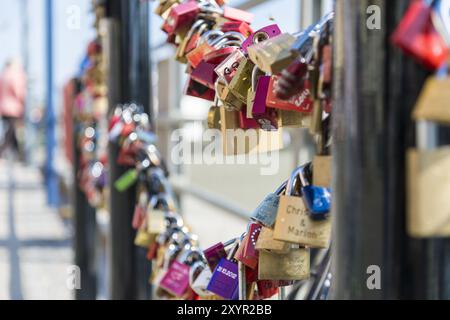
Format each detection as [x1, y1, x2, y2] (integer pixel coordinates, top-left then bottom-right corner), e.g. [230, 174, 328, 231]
[258, 248, 310, 281]
[228, 57, 255, 104]
[278, 110, 304, 128]
[412, 76, 450, 125]
[313, 155, 332, 187]
[247, 33, 298, 75]
[255, 227, 290, 253]
[273, 166, 332, 248]
[217, 81, 245, 111]
[208, 106, 222, 129]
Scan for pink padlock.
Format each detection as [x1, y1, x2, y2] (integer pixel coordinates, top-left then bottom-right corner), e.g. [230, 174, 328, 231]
[239, 106, 260, 129]
[241, 24, 282, 53]
[251, 72, 279, 131]
[190, 60, 218, 89]
[162, 1, 200, 35]
[159, 261, 190, 297]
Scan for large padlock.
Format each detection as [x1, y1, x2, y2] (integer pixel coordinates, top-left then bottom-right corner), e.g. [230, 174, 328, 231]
[273, 166, 332, 248]
[247, 33, 298, 74]
[258, 247, 310, 281]
[206, 240, 240, 300]
[241, 24, 282, 54]
[251, 180, 287, 228]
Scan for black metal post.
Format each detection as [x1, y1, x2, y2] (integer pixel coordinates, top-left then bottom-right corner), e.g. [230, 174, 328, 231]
[105, 0, 152, 300]
[73, 78, 98, 300]
[332, 0, 450, 299]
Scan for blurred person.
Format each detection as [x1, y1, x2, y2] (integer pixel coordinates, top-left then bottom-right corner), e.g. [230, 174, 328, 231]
[0, 59, 27, 157]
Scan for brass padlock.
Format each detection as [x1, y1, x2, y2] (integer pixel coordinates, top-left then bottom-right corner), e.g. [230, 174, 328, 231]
[217, 81, 245, 111]
[412, 76, 450, 125]
[258, 248, 310, 281]
[228, 57, 255, 104]
[278, 110, 304, 128]
[273, 166, 332, 248]
[255, 227, 290, 253]
[247, 33, 298, 75]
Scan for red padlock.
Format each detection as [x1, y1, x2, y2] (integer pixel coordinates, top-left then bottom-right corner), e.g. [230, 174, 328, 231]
[256, 280, 279, 300]
[190, 60, 218, 89]
[235, 223, 262, 269]
[391, 0, 449, 70]
[239, 107, 260, 129]
[185, 77, 216, 101]
[162, 1, 200, 35]
[221, 21, 253, 38]
[266, 76, 313, 113]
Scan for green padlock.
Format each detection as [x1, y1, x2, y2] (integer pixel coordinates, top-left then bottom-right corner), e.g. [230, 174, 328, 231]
[114, 168, 138, 192]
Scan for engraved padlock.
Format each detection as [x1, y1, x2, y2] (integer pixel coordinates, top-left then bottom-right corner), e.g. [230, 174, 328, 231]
[215, 49, 246, 84]
[206, 239, 240, 300]
[234, 223, 262, 270]
[228, 57, 255, 104]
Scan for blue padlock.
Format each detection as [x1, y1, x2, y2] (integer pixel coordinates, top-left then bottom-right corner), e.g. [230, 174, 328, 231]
[298, 165, 331, 220]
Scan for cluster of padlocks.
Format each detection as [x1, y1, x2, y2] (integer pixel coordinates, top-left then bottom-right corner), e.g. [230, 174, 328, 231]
[109, 103, 332, 300]
[74, 37, 109, 210]
[154, 0, 333, 156]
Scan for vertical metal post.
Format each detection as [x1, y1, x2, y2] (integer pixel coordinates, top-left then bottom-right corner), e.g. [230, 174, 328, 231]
[332, 0, 450, 299]
[72, 79, 98, 300]
[45, 0, 59, 207]
[106, 0, 152, 300]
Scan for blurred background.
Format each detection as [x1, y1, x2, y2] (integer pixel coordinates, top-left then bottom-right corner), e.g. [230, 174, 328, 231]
[0, 0, 333, 300]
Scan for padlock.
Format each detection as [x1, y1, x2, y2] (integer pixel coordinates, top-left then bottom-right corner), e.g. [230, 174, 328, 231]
[235, 223, 262, 269]
[267, 76, 313, 113]
[215, 49, 246, 84]
[190, 60, 218, 89]
[247, 33, 298, 74]
[216, 81, 245, 111]
[256, 280, 279, 300]
[186, 30, 224, 68]
[185, 77, 215, 101]
[208, 106, 222, 129]
[159, 246, 203, 297]
[391, 0, 449, 70]
[189, 261, 215, 297]
[132, 188, 148, 230]
[134, 216, 155, 248]
[184, 20, 210, 56]
[273, 166, 332, 248]
[203, 238, 236, 271]
[278, 110, 304, 128]
[258, 247, 310, 281]
[147, 209, 166, 236]
[239, 106, 259, 129]
[255, 226, 290, 253]
[228, 57, 255, 104]
[221, 21, 253, 37]
[241, 24, 282, 54]
[114, 168, 138, 192]
[251, 72, 279, 131]
[298, 164, 331, 221]
[251, 180, 287, 228]
[313, 155, 332, 187]
[222, 7, 254, 24]
[162, 1, 200, 35]
[206, 240, 240, 300]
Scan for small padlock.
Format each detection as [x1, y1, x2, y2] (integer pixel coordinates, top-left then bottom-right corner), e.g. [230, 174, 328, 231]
[184, 77, 215, 101]
[190, 261, 215, 297]
[203, 238, 236, 271]
[162, 0, 200, 35]
[251, 70, 279, 131]
[255, 226, 290, 253]
[235, 223, 262, 270]
[267, 76, 313, 113]
[228, 57, 255, 104]
[215, 49, 245, 84]
[221, 21, 253, 37]
[251, 180, 287, 228]
[206, 239, 240, 300]
[298, 164, 331, 221]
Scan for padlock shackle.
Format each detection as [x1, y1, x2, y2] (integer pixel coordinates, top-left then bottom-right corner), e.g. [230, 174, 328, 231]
[286, 164, 311, 195]
[188, 260, 206, 287]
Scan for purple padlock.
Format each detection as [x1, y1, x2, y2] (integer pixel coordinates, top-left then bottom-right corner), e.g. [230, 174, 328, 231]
[206, 258, 239, 300]
[252, 75, 279, 131]
[241, 24, 282, 53]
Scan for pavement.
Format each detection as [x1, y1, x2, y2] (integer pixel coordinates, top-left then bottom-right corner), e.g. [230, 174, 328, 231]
[0, 157, 73, 300]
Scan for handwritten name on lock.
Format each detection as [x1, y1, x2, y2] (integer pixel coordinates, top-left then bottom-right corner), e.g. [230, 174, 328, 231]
[273, 196, 331, 248]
